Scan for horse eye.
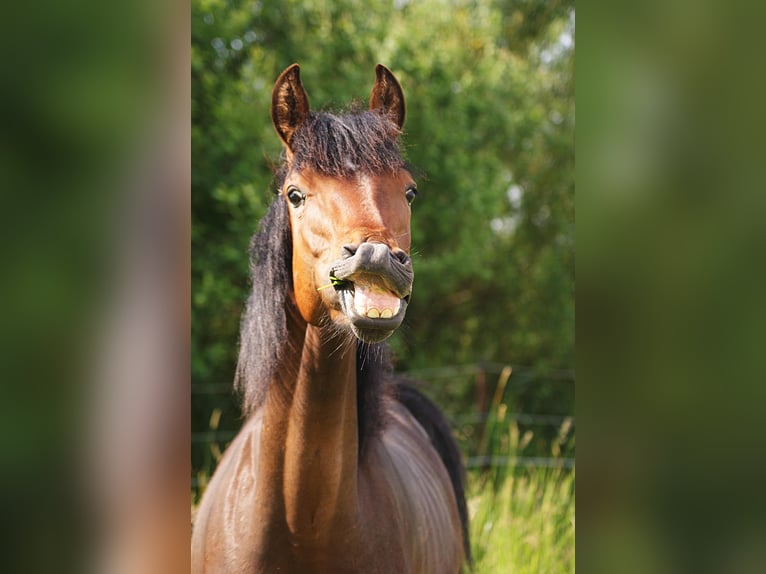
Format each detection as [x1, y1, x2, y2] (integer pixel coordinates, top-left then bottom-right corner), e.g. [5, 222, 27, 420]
[405, 186, 418, 206]
[286, 186, 306, 207]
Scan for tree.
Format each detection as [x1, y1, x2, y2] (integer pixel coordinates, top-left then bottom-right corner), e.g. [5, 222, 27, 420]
[192, 0, 575, 477]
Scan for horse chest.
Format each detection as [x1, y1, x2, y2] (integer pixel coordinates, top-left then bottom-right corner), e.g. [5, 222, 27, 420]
[194, 414, 460, 574]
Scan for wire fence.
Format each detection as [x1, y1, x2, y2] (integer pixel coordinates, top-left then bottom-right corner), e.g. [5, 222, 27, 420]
[192, 362, 575, 490]
[466, 456, 575, 469]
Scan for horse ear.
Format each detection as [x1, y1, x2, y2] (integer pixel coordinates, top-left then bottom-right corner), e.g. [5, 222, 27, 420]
[369, 64, 405, 130]
[271, 64, 310, 151]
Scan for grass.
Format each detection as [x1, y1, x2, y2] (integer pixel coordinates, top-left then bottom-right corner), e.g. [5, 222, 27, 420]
[462, 367, 575, 573]
[467, 465, 575, 573]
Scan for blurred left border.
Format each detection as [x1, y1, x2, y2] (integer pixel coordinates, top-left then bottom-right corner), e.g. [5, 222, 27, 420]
[0, 1, 191, 572]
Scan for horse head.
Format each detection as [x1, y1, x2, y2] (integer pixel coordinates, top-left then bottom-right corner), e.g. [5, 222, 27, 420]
[271, 64, 417, 343]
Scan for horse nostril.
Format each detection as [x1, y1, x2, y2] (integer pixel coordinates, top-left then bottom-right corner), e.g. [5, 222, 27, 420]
[341, 245, 358, 259]
[392, 249, 410, 265]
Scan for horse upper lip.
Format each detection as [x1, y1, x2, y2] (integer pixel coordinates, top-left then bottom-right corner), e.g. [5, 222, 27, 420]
[329, 242, 413, 299]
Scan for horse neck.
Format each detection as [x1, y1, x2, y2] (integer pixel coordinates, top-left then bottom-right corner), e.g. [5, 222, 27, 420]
[258, 316, 361, 543]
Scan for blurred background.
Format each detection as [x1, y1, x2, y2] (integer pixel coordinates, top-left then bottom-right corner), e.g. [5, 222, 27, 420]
[1, 1, 190, 572]
[192, 0, 575, 571]
[7, 0, 766, 572]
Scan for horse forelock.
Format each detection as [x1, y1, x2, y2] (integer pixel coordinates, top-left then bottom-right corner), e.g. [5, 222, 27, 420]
[289, 108, 405, 177]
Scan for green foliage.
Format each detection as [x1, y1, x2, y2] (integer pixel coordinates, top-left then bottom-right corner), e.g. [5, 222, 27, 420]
[192, 0, 574, 467]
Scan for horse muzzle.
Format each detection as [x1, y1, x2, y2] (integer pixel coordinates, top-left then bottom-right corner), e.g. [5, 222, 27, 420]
[329, 242, 413, 343]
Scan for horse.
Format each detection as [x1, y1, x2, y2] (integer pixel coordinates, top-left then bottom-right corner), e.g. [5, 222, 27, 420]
[192, 64, 470, 573]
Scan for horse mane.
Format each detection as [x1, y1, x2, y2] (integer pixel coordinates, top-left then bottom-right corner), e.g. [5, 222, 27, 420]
[234, 196, 295, 414]
[356, 343, 396, 455]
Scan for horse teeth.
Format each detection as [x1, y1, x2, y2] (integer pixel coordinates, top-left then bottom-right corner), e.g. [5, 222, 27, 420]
[366, 308, 380, 318]
[380, 309, 393, 319]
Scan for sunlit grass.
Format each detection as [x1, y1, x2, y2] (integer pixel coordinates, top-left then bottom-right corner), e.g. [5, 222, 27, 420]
[468, 465, 575, 573]
[465, 366, 575, 573]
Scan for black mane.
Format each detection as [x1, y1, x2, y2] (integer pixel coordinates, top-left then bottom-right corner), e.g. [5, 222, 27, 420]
[234, 196, 295, 414]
